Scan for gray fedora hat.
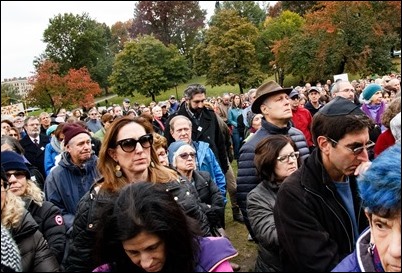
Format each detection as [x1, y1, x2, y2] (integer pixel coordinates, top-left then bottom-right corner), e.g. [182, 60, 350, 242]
[251, 81, 293, 114]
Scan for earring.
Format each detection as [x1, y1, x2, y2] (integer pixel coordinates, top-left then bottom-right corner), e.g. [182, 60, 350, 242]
[368, 242, 375, 255]
[150, 161, 155, 168]
[115, 164, 122, 178]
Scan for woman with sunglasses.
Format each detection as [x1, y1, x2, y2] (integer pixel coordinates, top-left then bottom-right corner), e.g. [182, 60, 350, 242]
[247, 135, 300, 272]
[1, 151, 66, 265]
[65, 116, 212, 272]
[1, 165, 60, 272]
[168, 141, 225, 237]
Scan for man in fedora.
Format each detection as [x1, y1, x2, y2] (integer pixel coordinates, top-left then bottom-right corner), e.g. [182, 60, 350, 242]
[236, 80, 310, 241]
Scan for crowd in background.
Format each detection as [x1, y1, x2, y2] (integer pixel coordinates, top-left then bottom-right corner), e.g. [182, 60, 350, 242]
[1, 72, 401, 272]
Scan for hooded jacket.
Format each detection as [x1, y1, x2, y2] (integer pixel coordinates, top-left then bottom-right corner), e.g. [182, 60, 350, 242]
[44, 151, 100, 229]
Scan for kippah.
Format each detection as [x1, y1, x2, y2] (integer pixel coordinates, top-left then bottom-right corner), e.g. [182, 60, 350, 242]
[319, 96, 364, 116]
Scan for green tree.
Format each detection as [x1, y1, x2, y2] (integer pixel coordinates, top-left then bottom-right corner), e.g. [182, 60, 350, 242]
[218, 1, 267, 27]
[194, 9, 265, 93]
[130, 1, 206, 66]
[279, 1, 319, 16]
[28, 60, 101, 113]
[42, 13, 113, 91]
[257, 10, 305, 85]
[109, 35, 191, 102]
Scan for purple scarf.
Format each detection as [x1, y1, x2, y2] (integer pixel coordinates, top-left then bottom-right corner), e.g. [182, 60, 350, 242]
[361, 101, 386, 125]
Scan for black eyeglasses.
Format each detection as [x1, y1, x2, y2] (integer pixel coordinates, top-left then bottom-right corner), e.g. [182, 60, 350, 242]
[327, 137, 375, 156]
[277, 152, 300, 163]
[5, 171, 26, 179]
[178, 152, 196, 160]
[115, 134, 153, 153]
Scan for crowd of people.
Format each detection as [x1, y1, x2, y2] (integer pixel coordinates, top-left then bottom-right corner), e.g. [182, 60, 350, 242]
[1, 73, 401, 272]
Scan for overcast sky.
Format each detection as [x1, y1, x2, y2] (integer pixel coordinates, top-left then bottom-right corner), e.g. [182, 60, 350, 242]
[1, 1, 274, 81]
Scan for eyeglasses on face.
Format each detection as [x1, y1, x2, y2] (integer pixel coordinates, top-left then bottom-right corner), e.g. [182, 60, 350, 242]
[115, 133, 153, 153]
[178, 152, 196, 160]
[5, 171, 26, 180]
[277, 151, 300, 163]
[327, 137, 375, 156]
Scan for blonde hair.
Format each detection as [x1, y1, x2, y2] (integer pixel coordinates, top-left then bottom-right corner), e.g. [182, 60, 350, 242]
[1, 191, 25, 229]
[24, 179, 44, 206]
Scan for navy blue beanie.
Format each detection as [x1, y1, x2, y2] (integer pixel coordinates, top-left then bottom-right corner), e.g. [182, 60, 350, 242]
[1, 151, 30, 178]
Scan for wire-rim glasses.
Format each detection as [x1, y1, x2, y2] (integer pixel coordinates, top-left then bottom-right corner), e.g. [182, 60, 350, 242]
[277, 151, 300, 163]
[327, 137, 375, 155]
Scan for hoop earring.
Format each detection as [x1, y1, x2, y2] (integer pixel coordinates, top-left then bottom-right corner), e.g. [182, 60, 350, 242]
[115, 164, 122, 178]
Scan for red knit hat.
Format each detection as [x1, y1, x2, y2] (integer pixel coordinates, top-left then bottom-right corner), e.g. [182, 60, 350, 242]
[62, 123, 91, 145]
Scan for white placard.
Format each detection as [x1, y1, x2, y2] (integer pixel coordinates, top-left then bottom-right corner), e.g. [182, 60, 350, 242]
[333, 73, 349, 82]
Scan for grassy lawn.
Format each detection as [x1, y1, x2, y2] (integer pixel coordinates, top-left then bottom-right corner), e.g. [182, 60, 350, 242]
[225, 161, 258, 271]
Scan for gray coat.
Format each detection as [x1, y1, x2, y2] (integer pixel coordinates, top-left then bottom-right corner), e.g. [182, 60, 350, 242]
[236, 118, 310, 237]
[247, 179, 281, 272]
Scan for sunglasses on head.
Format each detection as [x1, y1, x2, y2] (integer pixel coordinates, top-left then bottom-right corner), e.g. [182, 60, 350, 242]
[178, 152, 196, 160]
[115, 134, 153, 153]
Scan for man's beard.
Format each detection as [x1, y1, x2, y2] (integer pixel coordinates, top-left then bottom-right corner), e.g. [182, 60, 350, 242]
[189, 105, 203, 115]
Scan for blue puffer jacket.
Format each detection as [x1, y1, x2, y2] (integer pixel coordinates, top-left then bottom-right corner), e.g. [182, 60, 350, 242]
[236, 118, 310, 237]
[44, 152, 100, 229]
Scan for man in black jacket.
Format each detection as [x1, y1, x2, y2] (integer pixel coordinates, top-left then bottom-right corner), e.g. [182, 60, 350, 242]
[273, 96, 374, 271]
[164, 84, 229, 174]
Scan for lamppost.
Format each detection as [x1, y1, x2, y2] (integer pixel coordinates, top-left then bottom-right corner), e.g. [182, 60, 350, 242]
[273, 64, 278, 82]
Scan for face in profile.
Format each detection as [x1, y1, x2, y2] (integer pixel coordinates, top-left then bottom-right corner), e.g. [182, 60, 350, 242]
[122, 231, 166, 272]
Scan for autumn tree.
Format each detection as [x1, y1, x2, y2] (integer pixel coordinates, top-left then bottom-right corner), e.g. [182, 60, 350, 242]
[274, 1, 401, 83]
[110, 20, 133, 55]
[130, 1, 206, 67]
[109, 35, 191, 102]
[194, 9, 265, 93]
[29, 60, 101, 113]
[257, 10, 305, 86]
[42, 13, 113, 92]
